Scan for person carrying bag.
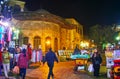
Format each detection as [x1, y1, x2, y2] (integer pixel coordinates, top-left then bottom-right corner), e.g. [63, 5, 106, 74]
[91, 49, 102, 77]
[88, 63, 94, 72]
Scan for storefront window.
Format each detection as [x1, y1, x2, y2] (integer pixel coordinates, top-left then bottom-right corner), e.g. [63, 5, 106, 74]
[34, 36, 41, 49]
[23, 37, 29, 45]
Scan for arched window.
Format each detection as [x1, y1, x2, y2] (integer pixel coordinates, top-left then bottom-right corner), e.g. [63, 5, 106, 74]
[23, 37, 29, 45]
[34, 36, 41, 49]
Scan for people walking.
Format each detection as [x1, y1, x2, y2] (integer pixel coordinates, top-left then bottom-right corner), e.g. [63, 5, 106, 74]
[27, 44, 32, 60]
[91, 48, 102, 77]
[2, 48, 11, 79]
[14, 47, 21, 66]
[8, 47, 16, 70]
[43, 48, 58, 79]
[27, 44, 32, 67]
[17, 49, 28, 79]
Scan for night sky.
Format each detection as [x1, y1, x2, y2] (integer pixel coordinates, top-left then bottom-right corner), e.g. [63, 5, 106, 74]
[21, 0, 120, 33]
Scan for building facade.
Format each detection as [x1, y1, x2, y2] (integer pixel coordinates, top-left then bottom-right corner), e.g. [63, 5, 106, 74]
[12, 10, 83, 52]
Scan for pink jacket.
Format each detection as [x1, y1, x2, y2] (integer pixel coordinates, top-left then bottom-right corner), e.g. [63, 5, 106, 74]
[17, 53, 28, 68]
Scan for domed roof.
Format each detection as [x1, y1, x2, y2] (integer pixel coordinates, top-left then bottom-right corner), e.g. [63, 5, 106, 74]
[13, 9, 76, 29]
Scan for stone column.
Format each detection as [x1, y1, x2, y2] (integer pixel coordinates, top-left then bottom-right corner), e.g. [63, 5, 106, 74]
[58, 37, 60, 50]
[51, 36, 54, 51]
[41, 35, 45, 54]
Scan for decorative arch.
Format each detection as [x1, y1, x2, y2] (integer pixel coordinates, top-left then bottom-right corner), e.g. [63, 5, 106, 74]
[23, 37, 29, 45]
[34, 36, 41, 49]
[45, 36, 51, 52]
[54, 38, 58, 52]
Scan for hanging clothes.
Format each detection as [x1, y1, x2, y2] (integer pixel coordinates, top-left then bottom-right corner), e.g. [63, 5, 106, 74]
[31, 50, 36, 63]
[8, 28, 12, 41]
[36, 50, 40, 62]
[0, 26, 4, 41]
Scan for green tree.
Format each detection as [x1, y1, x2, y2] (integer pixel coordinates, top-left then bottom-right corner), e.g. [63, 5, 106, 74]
[104, 25, 115, 43]
[89, 24, 116, 50]
[89, 24, 101, 45]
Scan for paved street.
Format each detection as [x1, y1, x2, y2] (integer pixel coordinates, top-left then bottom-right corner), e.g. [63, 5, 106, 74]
[26, 61, 92, 79]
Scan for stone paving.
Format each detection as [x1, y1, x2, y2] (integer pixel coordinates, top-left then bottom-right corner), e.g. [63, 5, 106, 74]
[0, 76, 16, 79]
[0, 71, 16, 79]
[26, 61, 92, 79]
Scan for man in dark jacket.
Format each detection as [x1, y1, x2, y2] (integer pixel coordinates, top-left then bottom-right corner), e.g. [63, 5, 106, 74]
[43, 48, 58, 79]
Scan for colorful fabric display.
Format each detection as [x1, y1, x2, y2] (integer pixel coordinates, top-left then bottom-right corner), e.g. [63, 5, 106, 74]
[31, 50, 36, 63]
[0, 26, 4, 40]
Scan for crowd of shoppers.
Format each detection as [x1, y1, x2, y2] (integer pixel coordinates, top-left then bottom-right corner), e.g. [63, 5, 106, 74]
[0, 43, 46, 79]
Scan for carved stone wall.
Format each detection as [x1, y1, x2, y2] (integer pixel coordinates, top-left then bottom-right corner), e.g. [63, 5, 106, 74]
[12, 18, 83, 52]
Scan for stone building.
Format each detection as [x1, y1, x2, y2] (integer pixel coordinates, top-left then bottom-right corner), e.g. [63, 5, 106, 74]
[12, 10, 83, 52]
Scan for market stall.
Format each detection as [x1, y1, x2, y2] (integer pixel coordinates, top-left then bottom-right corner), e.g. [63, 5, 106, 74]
[58, 50, 73, 62]
[105, 48, 114, 78]
[70, 54, 90, 71]
[105, 47, 120, 78]
[110, 49, 120, 79]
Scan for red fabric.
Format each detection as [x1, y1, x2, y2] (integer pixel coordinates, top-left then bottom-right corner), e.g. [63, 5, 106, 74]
[114, 76, 120, 79]
[113, 65, 120, 67]
[114, 59, 120, 63]
[0, 51, 2, 62]
[27, 47, 32, 60]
